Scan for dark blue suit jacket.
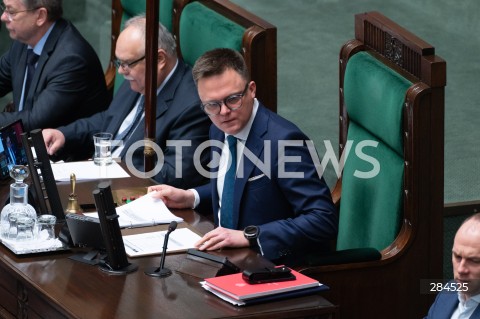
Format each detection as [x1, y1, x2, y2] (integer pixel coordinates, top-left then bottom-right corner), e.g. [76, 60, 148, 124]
[59, 60, 210, 189]
[0, 19, 110, 131]
[425, 287, 480, 319]
[196, 104, 338, 263]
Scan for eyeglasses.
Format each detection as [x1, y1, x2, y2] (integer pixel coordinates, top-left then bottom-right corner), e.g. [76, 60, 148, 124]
[201, 83, 249, 116]
[113, 55, 145, 71]
[0, 3, 39, 21]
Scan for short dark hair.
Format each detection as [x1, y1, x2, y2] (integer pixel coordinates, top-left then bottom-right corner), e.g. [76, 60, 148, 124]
[24, 0, 63, 21]
[192, 48, 250, 85]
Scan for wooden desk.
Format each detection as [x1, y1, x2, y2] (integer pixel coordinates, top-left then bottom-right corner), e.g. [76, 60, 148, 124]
[0, 173, 338, 319]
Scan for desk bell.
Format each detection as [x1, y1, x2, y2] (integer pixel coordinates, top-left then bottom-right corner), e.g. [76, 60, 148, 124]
[65, 173, 83, 214]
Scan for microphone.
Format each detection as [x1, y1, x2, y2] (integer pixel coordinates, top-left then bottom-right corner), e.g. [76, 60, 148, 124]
[145, 221, 177, 277]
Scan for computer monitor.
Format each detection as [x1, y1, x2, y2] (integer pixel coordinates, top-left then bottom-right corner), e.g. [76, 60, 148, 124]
[0, 120, 28, 179]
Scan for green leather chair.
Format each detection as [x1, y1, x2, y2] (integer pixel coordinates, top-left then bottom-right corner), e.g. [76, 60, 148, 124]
[173, 0, 277, 112]
[296, 11, 446, 319]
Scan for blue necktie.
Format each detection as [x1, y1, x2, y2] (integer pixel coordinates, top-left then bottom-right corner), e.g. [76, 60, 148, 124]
[24, 49, 39, 100]
[221, 135, 237, 229]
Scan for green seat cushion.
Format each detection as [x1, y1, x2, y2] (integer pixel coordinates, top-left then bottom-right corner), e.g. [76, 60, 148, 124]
[179, 1, 245, 67]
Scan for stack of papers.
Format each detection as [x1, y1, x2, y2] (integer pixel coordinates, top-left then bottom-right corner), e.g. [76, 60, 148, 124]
[123, 228, 202, 257]
[84, 191, 183, 228]
[51, 160, 130, 181]
[201, 268, 327, 306]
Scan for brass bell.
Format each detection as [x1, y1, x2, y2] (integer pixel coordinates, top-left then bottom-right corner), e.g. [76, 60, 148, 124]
[65, 173, 83, 214]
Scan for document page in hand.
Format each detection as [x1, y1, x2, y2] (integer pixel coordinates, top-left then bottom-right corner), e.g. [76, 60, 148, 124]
[84, 192, 183, 228]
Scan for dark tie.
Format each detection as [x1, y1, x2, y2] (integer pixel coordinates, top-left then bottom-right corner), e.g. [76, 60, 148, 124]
[114, 95, 145, 143]
[220, 135, 237, 229]
[24, 49, 39, 99]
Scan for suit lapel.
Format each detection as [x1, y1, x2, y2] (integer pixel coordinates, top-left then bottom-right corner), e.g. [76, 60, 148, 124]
[13, 48, 28, 109]
[109, 84, 140, 135]
[471, 302, 480, 319]
[209, 126, 224, 226]
[119, 61, 186, 157]
[27, 20, 68, 104]
[231, 105, 268, 228]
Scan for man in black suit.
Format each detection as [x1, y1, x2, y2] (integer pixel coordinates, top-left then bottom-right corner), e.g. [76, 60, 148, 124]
[42, 15, 210, 189]
[0, 0, 110, 131]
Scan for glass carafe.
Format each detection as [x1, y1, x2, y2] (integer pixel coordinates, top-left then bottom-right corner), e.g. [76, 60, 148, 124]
[0, 165, 37, 241]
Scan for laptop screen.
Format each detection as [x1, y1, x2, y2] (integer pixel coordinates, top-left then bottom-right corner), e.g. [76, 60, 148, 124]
[0, 120, 28, 179]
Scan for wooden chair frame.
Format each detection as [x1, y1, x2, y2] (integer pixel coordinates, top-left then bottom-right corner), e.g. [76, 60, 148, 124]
[296, 11, 446, 319]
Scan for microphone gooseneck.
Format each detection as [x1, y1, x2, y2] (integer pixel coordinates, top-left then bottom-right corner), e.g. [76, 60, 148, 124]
[159, 221, 177, 271]
[144, 221, 177, 277]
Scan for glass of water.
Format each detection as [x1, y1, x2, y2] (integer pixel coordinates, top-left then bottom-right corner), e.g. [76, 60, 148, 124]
[93, 132, 112, 165]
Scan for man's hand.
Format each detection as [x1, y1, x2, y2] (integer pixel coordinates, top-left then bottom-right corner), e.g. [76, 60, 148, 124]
[194, 227, 249, 251]
[148, 185, 195, 209]
[42, 129, 65, 156]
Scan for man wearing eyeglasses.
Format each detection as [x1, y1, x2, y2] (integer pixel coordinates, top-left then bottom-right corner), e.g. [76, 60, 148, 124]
[42, 15, 210, 189]
[148, 48, 338, 266]
[0, 0, 110, 131]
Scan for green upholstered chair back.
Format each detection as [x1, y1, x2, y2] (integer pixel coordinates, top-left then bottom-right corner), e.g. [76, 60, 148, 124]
[336, 51, 412, 251]
[120, 0, 173, 31]
[108, 0, 277, 111]
[111, 0, 174, 93]
[173, 0, 277, 112]
[178, 2, 244, 67]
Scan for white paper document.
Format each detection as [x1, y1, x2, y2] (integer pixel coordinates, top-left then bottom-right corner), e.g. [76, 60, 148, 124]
[123, 228, 202, 257]
[51, 160, 130, 181]
[83, 191, 183, 228]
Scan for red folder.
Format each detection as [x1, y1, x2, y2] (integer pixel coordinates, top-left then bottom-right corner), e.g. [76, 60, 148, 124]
[203, 268, 322, 301]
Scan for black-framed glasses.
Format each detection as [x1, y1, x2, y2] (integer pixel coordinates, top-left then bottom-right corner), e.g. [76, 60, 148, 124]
[113, 55, 145, 71]
[201, 83, 249, 116]
[0, 3, 39, 21]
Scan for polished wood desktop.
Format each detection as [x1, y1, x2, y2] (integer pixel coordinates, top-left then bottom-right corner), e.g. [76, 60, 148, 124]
[0, 171, 338, 319]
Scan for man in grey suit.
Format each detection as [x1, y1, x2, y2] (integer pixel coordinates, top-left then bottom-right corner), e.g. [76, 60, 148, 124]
[0, 0, 110, 131]
[425, 213, 480, 319]
[42, 15, 210, 189]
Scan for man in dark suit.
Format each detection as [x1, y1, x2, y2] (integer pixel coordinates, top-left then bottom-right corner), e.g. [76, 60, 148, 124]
[42, 16, 210, 189]
[424, 213, 480, 319]
[148, 48, 338, 265]
[0, 0, 110, 131]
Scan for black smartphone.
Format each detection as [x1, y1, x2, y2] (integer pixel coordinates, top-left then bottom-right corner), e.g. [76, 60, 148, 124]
[242, 266, 296, 284]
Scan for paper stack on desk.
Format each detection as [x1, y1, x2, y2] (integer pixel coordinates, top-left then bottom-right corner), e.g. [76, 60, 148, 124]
[51, 160, 130, 181]
[83, 191, 183, 228]
[123, 228, 202, 257]
[201, 268, 328, 306]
